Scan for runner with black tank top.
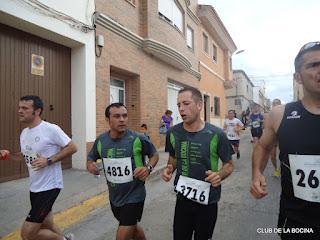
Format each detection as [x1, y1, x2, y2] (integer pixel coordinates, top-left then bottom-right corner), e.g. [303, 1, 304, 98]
[277, 101, 320, 237]
[251, 41, 320, 240]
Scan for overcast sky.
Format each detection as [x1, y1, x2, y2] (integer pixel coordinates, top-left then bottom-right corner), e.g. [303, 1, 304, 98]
[198, 0, 320, 103]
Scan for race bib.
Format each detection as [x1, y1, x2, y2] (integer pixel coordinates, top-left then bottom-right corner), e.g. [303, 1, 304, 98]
[175, 175, 211, 205]
[252, 121, 260, 128]
[102, 157, 133, 184]
[289, 154, 320, 203]
[23, 151, 39, 171]
[227, 132, 235, 138]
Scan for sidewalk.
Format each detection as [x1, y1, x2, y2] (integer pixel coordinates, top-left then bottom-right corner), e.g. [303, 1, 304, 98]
[0, 149, 168, 239]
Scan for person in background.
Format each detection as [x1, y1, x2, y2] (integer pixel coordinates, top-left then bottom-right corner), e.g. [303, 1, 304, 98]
[160, 110, 173, 132]
[140, 124, 150, 140]
[249, 104, 264, 145]
[224, 110, 244, 159]
[270, 98, 282, 177]
[241, 111, 247, 129]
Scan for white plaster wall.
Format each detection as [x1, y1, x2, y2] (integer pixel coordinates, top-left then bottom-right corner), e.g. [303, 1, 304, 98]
[71, 42, 96, 169]
[40, 0, 94, 25]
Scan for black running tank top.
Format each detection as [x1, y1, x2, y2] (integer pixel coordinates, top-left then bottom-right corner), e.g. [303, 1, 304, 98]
[277, 101, 320, 225]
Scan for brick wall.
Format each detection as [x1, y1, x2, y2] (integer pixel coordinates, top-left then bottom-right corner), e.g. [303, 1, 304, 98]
[92, 0, 200, 148]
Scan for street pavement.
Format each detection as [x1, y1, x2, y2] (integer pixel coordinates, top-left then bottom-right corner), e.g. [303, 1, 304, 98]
[0, 148, 168, 239]
[1, 129, 282, 239]
[66, 129, 282, 240]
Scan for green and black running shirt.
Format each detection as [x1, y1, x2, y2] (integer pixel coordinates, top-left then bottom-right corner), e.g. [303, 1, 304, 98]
[88, 130, 156, 207]
[165, 122, 233, 204]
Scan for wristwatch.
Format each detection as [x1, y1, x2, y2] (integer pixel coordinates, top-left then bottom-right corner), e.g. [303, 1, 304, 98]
[147, 165, 154, 173]
[47, 157, 53, 166]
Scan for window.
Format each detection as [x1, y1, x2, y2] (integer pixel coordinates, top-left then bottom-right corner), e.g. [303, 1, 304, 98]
[203, 33, 208, 53]
[158, 0, 183, 32]
[214, 97, 220, 116]
[110, 79, 125, 104]
[235, 99, 241, 105]
[187, 26, 194, 49]
[212, 44, 217, 61]
[230, 57, 232, 71]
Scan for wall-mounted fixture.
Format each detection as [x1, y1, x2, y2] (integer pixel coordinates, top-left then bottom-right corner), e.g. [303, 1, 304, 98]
[95, 34, 104, 57]
[96, 35, 104, 47]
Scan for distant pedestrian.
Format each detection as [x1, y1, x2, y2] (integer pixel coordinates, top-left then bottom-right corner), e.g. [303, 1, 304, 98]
[159, 110, 173, 134]
[270, 98, 282, 177]
[140, 124, 150, 140]
[249, 104, 264, 145]
[241, 110, 247, 128]
[224, 110, 244, 159]
[87, 103, 159, 240]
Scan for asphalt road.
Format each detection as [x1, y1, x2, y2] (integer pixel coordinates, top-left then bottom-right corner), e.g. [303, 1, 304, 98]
[67, 130, 281, 240]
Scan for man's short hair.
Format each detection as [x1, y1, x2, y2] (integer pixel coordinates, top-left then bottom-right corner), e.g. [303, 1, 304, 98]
[228, 109, 235, 114]
[105, 103, 127, 118]
[141, 123, 147, 129]
[178, 86, 203, 102]
[294, 42, 320, 72]
[20, 95, 43, 115]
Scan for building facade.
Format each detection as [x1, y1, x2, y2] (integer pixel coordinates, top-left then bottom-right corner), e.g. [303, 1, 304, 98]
[93, 0, 235, 147]
[226, 70, 254, 116]
[0, 0, 96, 182]
[197, 5, 236, 127]
[0, 0, 236, 181]
[293, 78, 303, 100]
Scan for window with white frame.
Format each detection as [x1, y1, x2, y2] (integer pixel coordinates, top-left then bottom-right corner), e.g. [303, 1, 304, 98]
[158, 0, 183, 32]
[213, 43, 217, 61]
[203, 33, 208, 54]
[187, 26, 194, 49]
[110, 79, 125, 104]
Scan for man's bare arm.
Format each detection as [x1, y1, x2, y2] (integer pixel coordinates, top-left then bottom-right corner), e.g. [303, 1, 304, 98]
[251, 106, 284, 198]
[167, 155, 177, 170]
[32, 141, 77, 169]
[219, 160, 234, 181]
[162, 155, 177, 182]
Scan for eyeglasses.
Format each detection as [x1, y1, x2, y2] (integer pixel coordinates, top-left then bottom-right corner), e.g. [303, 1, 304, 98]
[298, 41, 320, 53]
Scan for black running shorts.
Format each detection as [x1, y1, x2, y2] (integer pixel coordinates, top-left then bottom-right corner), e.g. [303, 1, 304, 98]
[110, 201, 144, 226]
[174, 195, 218, 240]
[26, 188, 61, 223]
[251, 128, 263, 138]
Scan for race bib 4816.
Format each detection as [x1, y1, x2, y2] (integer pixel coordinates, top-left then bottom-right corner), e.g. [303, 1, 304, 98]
[102, 157, 133, 184]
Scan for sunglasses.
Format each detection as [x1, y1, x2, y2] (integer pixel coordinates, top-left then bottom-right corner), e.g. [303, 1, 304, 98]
[299, 41, 320, 53]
